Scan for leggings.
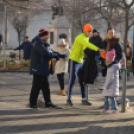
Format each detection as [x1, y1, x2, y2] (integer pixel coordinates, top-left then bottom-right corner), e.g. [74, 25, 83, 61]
[57, 73, 65, 90]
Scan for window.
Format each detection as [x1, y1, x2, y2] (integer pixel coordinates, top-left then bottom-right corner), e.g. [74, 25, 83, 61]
[50, 32, 54, 44]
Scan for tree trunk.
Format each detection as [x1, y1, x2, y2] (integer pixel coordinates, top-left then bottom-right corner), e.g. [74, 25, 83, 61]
[18, 32, 21, 60]
[123, 11, 129, 55]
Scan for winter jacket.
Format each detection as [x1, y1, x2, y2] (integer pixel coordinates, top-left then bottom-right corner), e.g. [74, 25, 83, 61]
[55, 46, 70, 74]
[15, 41, 32, 60]
[102, 63, 121, 97]
[30, 36, 58, 76]
[81, 48, 97, 85]
[103, 38, 122, 63]
[126, 45, 132, 60]
[89, 35, 103, 56]
[69, 33, 99, 63]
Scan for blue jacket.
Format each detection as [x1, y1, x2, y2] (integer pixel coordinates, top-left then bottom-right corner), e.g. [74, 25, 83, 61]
[30, 36, 58, 76]
[15, 41, 32, 60]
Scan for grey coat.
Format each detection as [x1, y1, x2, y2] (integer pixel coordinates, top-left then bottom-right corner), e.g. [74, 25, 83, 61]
[102, 63, 121, 97]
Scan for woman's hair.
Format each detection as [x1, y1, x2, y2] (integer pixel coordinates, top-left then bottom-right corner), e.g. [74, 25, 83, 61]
[106, 27, 120, 52]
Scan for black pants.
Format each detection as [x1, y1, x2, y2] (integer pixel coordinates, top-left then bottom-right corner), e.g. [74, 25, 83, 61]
[30, 75, 51, 106]
[57, 73, 64, 90]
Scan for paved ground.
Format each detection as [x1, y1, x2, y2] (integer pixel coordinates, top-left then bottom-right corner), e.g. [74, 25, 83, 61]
[0, 73, 134, 134]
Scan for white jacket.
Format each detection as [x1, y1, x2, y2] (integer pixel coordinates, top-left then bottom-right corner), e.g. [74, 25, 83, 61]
[102, 63, 121, 97]
[55, 46, 70, 74]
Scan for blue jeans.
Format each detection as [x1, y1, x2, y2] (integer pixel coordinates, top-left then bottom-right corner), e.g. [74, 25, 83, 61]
[104, 96, 117, 110]
[68, 60, 86, 100]
[95, 56, 100, 77]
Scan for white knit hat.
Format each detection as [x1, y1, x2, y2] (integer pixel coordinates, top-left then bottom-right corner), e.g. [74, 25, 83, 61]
[58, 39, 67, 46]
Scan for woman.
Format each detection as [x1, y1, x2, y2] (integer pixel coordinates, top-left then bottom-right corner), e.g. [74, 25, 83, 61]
[55, 39, 70, 96]
[126, 40, 132, 61]
[103, 28, 122, 66]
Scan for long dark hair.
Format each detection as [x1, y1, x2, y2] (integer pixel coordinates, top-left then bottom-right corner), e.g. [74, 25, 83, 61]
[106, 27, 119, 52]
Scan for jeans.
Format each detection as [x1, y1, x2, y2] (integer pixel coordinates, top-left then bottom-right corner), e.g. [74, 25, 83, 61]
[68, 60, 86, 100]
[95, 56, 100, 77]
[104, 96, 117, 110]
[57, 73, 65, 90]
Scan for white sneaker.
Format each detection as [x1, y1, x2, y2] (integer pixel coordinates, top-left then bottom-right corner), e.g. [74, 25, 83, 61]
[100, 109, 107, 113]
[108, 110, 118, 114]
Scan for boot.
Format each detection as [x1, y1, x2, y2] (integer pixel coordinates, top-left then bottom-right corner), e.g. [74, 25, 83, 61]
[57, 90, 66, 96]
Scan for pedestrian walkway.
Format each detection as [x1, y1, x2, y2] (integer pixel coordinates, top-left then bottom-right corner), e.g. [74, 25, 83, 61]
[0, 73, 134, 134]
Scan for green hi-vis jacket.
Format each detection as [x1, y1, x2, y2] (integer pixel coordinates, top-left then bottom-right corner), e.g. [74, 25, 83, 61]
[69, 33, 99, 63]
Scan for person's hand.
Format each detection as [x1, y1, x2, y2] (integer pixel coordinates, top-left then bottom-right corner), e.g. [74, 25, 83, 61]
[98, 49, 106, 53]
[55, 56, 59, 61]
[57, 53, 67, 59]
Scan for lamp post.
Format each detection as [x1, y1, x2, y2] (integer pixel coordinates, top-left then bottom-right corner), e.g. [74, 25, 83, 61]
[3, 6, 8, 69]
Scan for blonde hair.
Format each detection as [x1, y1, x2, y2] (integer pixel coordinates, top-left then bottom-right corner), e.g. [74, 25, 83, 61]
[58, 39, 66, 46]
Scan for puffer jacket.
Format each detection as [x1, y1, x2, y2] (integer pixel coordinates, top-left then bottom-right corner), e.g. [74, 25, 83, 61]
[30, 36, 58, 76]
[102, 63, 121, 97]
[55, 46, 70, 74]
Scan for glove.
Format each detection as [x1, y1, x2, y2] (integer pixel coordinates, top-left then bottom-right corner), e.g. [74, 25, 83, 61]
[55, 56, 59, 61]
[57, 52, 67, 59]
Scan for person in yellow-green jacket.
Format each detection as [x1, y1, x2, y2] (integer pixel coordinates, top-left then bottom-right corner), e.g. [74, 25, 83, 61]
[67, 24, 103, 106]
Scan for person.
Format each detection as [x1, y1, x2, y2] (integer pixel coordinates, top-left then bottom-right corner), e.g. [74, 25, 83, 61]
[89, 29, 103, 79]
[67, 24, 103, 106]
[59, 33, 70, 49]
[103, 28, 122, 67]
[126, 40, 132, 61]
[29, 28, 66, 109]
[14, 36, 32, 60]
[0, 34, 3, 54]
[55, 39, 70, 96]
[101, 49, 120, 114]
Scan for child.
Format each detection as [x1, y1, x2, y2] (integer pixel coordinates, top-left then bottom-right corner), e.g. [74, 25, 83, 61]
[55, 39, 70, 96]
[101, 49, 121, 114]
[100, 97, 132, 111]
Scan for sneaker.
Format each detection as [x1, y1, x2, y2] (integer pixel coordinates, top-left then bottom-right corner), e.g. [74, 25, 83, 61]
[107, 110, 118, 114]
[45, 102, 58, 108]
[30, 105, 39, 110]
[100, 109, 107, 113]
[108, 110, 118, 114]
[82, 100, 92, 106]
[67, 99, 73, 106]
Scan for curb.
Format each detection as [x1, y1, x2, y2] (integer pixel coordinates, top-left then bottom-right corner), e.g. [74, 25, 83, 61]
[0, 70, 29, 73]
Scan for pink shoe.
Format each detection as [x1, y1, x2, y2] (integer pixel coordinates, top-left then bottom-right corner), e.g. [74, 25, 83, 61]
[100, 109, 107, 113]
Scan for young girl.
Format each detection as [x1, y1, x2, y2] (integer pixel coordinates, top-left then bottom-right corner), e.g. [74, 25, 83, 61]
[55, 39, 70, 96]
[101, 49, 121, 114]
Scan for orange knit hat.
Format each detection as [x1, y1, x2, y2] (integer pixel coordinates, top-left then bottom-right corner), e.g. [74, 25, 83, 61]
[83, 24, 93, 33]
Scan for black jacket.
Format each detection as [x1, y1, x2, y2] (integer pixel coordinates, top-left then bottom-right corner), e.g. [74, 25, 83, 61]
[89, 35, 103, 56]
[103, 39, 122, 63]
[81, 48, 97, 85]
[30, 36, 58, 76]
[15, 41, 32, 60]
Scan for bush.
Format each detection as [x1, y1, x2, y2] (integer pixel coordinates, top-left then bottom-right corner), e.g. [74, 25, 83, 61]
[22, 60, 30, 69]
[0, 59, 10, 67]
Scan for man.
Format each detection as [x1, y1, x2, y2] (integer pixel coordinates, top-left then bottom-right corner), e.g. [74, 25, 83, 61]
[30, 28, 66, 109]
[89, 29, 103, 79]
[67, 24, 103, 106]
[14, 36, 32, 60]
[0, 34, 3, 54]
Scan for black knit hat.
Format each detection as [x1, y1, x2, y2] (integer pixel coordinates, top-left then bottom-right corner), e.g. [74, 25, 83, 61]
[59, 33, 67, 39]
[25, 35, 29, 38]
[93, 29, 98, 33]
